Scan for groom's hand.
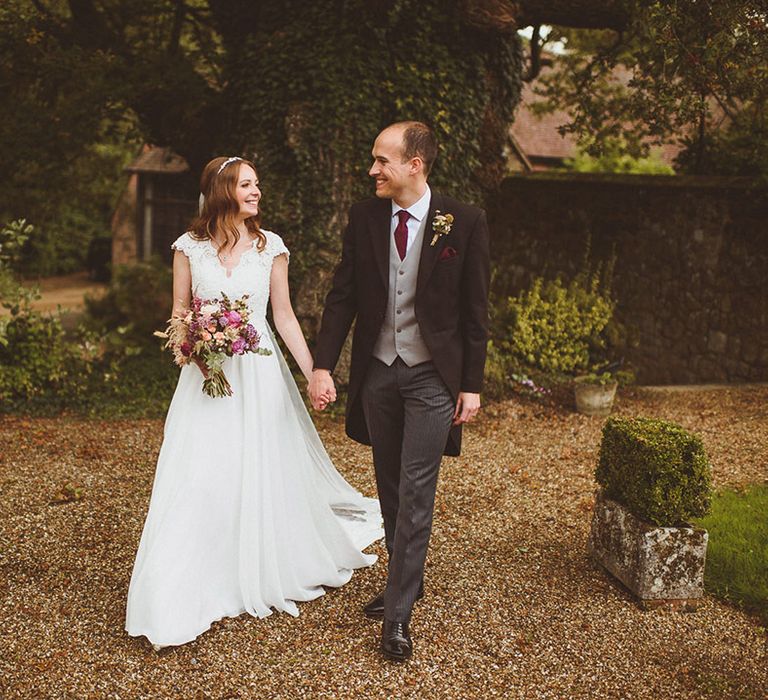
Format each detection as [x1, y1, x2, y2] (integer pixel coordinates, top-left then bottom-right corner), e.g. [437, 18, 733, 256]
[453, 392, 480, 425]
[309, 369, 336, 411]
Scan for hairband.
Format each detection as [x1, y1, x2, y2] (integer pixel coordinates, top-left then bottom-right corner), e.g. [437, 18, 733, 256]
[217, 156, 242, 175]
[199, 157, 244, 213]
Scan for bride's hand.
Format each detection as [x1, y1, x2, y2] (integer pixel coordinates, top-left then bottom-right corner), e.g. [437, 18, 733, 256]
[309, 370, 336, 410]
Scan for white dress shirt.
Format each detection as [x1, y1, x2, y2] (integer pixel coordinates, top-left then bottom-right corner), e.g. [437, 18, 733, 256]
[391, 185, 431, 255]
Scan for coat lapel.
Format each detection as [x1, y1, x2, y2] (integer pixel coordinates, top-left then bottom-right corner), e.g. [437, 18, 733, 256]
[368, 198, 391, 289]
[416, 190, 444, 296]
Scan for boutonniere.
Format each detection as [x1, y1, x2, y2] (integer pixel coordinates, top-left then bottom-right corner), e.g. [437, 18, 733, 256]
[430, 210, 454, 246]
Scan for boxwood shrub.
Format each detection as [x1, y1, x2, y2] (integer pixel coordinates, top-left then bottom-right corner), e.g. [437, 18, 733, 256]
[596, 416, 712, 526]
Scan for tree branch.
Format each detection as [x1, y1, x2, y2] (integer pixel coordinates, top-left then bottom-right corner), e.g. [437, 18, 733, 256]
[168, 0, 186, 55]
[522, 24, 543, 82]
[461, 0, 630, 32]
[517, 0, 630, 30]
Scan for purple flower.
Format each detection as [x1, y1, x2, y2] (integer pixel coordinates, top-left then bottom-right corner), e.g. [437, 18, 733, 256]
[232, 338, 246, 355]
[180, 341, 192, 357]
[226, 310, 242, 326]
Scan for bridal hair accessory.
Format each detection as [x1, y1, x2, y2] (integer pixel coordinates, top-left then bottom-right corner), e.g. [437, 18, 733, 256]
[199, 157, 243, 212]
[217, 156, 242, 175]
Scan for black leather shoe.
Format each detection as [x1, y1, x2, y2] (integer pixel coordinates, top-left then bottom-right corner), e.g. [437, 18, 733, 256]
[381, 618, 412, 661]
[363, 584, 424, 619]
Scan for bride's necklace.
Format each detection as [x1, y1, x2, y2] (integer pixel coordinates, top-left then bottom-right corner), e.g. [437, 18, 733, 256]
[215, 233, 251, 263]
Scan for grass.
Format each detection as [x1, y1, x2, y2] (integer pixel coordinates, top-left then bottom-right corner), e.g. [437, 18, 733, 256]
[695, 483, 768, 624]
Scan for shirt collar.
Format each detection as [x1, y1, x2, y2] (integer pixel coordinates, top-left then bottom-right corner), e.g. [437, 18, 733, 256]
[391, 184, 431, 222]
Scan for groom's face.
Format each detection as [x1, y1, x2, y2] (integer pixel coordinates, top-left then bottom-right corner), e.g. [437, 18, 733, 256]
[369, 127, 412, 200]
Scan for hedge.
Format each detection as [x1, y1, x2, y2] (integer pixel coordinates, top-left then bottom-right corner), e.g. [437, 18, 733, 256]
[595, 416, 712, 526]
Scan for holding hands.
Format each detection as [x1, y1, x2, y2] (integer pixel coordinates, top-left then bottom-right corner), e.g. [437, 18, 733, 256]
[309, 369, 336, 411]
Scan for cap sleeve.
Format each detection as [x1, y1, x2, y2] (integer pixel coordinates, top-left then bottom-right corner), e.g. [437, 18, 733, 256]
[265, 230, 290, 262]
[171, 232, 197, 257]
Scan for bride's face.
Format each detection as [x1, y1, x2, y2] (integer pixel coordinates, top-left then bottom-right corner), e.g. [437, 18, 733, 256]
[235, 163, 261, 219]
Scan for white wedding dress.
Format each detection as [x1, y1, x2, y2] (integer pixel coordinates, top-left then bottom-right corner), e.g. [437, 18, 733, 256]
[125, 230, 383, 647]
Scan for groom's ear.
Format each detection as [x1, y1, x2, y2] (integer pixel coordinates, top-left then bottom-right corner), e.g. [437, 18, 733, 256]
[409, 156, 425, 176]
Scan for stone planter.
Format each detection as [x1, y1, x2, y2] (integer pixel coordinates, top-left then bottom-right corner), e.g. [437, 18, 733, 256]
[588, 490, 708, 610]
[574, 381, 617, 417]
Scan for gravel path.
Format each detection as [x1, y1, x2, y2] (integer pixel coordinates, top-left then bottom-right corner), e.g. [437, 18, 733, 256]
[1, 386, 766, 699]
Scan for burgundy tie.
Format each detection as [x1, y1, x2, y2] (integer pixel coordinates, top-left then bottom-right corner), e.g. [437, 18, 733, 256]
[394, 210, 410, 261]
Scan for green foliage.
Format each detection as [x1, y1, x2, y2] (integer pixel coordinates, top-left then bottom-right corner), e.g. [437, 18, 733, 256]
[535, 2, 768, 176]
[675, 117, 768, 178]
[494, 271, 614, 376]
[565, 141, 675, 175]
[3, 1, 523, 290]
[596, 417, 713, 526]
[79, 347, 179, 419]
[84, 259, 173, 344]
[575, 368, 635, 386]
[0, 294, 95, 410]
[482, 340, 513, 400]
[0, 220, 100, 409]
[222, 1, 522, 286]
[0, 219, 34, 302]
[695, 484, 768, 624]
[13, 135, 140, 277]
[0, 1, 205, 275]
[0, 248, 178, 417]
[0, 218, 34, 268]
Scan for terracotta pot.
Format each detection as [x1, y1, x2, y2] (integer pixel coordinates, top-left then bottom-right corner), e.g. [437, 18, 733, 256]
[574, 381, 617, 416]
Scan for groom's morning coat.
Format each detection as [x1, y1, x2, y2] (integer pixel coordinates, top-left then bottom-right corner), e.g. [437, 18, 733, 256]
[314, 191, 490, 456]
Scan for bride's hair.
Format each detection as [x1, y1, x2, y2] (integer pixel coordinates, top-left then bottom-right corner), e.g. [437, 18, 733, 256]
[188, 156, 267, 253]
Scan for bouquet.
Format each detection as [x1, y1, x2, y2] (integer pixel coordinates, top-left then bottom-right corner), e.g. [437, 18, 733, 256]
[155, 293, 271, 397]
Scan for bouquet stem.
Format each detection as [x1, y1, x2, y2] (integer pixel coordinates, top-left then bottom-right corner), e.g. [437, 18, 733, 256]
[202, 368, 233, 398]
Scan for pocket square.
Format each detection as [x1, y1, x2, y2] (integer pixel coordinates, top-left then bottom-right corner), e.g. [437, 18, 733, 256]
[439, 246, 458, 261]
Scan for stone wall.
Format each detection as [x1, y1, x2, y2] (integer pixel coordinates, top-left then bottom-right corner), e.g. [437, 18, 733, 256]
[486, 173, 768, 384]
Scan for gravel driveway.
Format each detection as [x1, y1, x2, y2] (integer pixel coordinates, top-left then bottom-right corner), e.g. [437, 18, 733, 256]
[1, 385, 766, 699]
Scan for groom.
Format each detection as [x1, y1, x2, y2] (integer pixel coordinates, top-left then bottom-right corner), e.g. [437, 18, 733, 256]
[309, 121, 490, 661]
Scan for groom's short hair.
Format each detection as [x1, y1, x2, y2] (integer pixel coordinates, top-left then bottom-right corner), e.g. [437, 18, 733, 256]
[393, 121, 438, 175]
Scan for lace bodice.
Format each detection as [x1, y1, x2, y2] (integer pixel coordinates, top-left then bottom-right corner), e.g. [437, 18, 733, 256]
[171, 230, 289, 326]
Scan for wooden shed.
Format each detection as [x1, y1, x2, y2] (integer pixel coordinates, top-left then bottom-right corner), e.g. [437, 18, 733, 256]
[111, 146, 197, 267]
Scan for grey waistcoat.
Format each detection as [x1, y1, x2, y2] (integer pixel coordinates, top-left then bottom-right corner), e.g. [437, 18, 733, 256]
[372, 214, 432, 367]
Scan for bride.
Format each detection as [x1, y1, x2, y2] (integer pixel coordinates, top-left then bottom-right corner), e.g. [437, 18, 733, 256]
[125, 156, 383, 649]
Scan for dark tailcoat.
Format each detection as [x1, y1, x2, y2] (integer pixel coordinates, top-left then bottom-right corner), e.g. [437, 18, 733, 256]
[313, 191, 490, 456]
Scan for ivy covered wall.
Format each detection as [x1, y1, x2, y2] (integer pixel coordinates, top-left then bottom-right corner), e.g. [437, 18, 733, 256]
[209, 0, 523, 327]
